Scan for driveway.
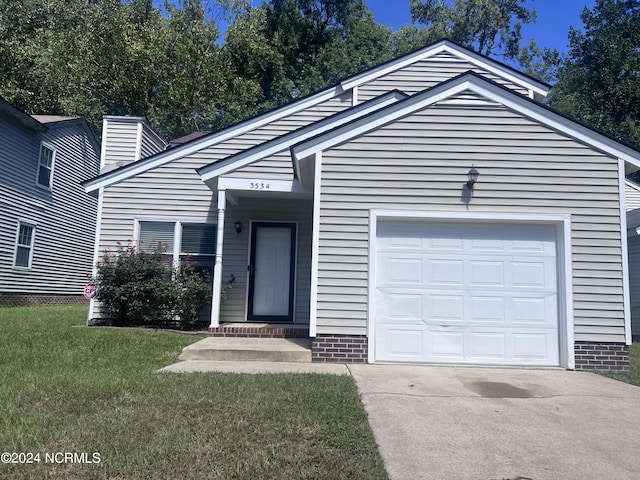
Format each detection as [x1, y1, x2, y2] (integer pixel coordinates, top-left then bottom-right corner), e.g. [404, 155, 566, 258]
[349, 365, 640, 480]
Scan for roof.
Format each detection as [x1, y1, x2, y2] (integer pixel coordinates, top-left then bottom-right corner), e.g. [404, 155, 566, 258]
[83, 39, 551, 194]
[0, 96, 46, 133]
[170, 131, 210, 145]
[289, 72, 640, 187]
[31, 115, 80, 124]
[197, 90, 408, 183]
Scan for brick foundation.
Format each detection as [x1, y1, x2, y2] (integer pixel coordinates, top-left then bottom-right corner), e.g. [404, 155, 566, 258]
[574, 342, 630, 373]
[311, 334, 368, 363]
[0, 293, 87, 307]
[208, 323, 309, 338]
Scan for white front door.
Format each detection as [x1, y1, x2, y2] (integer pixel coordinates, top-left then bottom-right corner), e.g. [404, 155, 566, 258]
[375, 220, 560, 366]
[248, 222, 296, 321]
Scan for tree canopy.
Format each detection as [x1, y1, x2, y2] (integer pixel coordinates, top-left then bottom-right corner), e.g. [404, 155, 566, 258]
[549, 0, 640, 149]
[0, 0, 637, 152]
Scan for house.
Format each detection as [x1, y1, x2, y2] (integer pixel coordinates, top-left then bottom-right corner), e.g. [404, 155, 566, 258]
[625, 179, 640, 339]
[83, 39, 640, 371]
[0, 97, 100, 306]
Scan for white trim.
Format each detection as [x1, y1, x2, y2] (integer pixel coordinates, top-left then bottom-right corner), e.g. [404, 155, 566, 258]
[367, 210, 574, 369]
[217, 177, 310, 194]
[292, 74, 640, 171]
[198, 90, 406, 181]
[13, 220, 37, 270]
[352, 86, 358, 107]
[340, 41, 549, 99]
[620, 160, 633, 345]
[35, 142, 56, 190]
[210, 191, 226, 328]
[173, 222, 182, 272]
[88, 187, 104, 323]
[84, 86, 343, 193]
[134, 121, 143, 161]
[309, 152, 323, 337]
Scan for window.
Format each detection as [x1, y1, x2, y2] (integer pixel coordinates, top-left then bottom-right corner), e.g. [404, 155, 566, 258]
[37, 144, 55, 189]
[138, 221, 216, 274]
[14, 222, 35, 268]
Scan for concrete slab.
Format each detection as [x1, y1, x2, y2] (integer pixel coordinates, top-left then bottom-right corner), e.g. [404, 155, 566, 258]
[178, 337, 312, 362]
[159, 360, 349, 375]
[349, 364, 640, 480]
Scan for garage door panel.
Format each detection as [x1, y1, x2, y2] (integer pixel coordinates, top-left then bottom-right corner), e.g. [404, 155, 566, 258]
[375, 220, 561, 367]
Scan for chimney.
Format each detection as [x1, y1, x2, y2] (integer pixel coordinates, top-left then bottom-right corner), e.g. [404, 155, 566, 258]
[100, 116, 166, 173]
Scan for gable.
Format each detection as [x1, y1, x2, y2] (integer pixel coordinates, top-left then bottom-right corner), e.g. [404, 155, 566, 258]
[84, 39, 551, 194]
[292, 73, 640, 185]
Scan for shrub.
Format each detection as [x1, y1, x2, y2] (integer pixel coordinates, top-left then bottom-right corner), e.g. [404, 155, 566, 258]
[92, 241, 214, 329]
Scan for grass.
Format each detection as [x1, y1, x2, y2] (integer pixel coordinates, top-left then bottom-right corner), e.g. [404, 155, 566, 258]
[605, 342, 640, 386]
[0, 306, 387, 479]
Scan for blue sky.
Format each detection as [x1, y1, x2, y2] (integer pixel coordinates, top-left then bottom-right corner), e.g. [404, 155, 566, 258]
[364, 0, 597, 53]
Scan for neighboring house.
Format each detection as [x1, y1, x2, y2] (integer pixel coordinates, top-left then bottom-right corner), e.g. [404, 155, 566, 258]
[0, 97, 100, 306]
[83, 39, 640, 371]
[625, 179, 640, 339]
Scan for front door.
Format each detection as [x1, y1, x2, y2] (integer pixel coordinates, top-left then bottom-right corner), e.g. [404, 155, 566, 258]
[248, 222, 296, 322]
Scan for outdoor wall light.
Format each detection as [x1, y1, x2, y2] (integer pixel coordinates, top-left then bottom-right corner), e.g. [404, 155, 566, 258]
[466, 167, 479, 190]
[234, 220, 242, 235]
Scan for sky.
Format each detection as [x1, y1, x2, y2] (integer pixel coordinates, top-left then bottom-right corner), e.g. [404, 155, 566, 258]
[364, 0, 597, 53]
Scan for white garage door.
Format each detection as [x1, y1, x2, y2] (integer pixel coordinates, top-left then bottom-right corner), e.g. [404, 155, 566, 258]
[375, 221, 560, 366]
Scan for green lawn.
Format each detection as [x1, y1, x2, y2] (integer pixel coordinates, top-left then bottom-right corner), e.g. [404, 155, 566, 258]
[0, 306, 387, 479]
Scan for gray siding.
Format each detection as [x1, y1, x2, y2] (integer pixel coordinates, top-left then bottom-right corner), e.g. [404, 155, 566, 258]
[92, 96, 347, 320]
[140, 122, 166, 159]
[102, 120, 139, 169]
[221, 199, 313, 324]
[0, 119, 99, 294]
[358, 52, 529, 102]
[316, 100, 624, 342]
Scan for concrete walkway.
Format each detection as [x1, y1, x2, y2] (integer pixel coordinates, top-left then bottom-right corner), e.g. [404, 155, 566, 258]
[160, 344, 640, 480]
[349, 364, 640, 480]
[160, 360, 349, 375]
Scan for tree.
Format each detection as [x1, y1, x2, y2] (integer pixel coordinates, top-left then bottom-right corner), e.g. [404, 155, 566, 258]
[0, 0, 247, 139]
[407, 0, 537, 61]
[549, 0, 640, 150]
[224, 0, 393, 111]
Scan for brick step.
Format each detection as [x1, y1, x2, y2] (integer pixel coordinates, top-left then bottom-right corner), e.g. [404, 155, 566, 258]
[209, 323, 309, 338]
[178, 337, 312, 363]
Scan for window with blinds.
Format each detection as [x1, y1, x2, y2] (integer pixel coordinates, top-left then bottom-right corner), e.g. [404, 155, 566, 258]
[180, 223, 216, 276]
[138, 221, 175, 252]
[137, 221, 216, 275]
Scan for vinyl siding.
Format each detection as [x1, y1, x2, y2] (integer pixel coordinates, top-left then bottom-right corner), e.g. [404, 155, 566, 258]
[316, 99, 624, 342]
[625, 181, 640, 211]
[358, 52, 530, 102]
[92, 97, 346, 320]
[0, 120, 99, 294]
[140, 122, 166, 159]
[221, 199, 313, 324]
[102, 120, 139, 169]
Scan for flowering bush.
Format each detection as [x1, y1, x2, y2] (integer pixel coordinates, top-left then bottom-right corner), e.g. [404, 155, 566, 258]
[92, 241, 213, 329]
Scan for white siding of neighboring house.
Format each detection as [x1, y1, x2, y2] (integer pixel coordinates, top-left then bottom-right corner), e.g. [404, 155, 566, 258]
[625, 180, 640, 211]
[315, 98, 624, 343]
[0, 118, 99, 294]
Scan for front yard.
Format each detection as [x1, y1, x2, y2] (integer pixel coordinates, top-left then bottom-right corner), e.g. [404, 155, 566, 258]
[0, 306, 387, 479]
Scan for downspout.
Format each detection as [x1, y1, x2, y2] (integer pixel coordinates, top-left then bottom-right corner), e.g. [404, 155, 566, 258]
[210, 190, 226, 328]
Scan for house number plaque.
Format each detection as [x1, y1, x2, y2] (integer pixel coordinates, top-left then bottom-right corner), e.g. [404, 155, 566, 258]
[249, 182, 270, 190]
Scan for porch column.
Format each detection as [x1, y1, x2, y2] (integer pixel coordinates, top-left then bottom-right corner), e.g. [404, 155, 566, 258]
[210, 190, 226, 328]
